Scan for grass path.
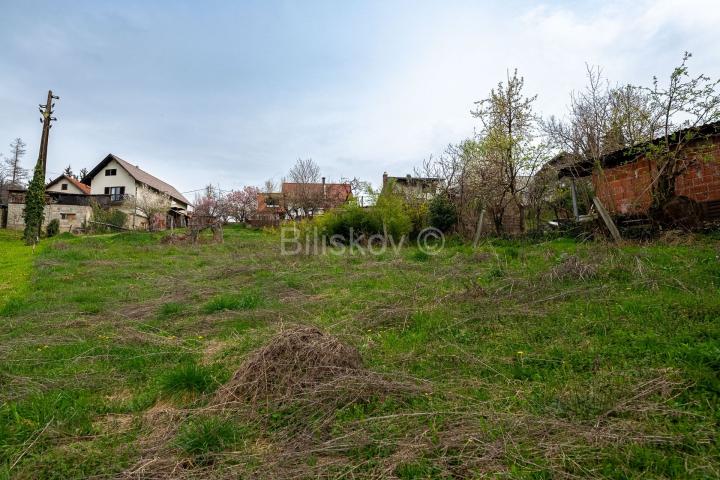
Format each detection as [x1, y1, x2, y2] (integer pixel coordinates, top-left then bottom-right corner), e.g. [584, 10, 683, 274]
[0, 229, 38, 311]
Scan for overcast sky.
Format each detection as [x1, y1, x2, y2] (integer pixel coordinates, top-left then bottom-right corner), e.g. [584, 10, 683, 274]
[1, 0, 719, 195]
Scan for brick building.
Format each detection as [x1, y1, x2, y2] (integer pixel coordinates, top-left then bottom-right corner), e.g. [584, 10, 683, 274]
[559, 121, 720, 221]
[255, 178, 352, 222]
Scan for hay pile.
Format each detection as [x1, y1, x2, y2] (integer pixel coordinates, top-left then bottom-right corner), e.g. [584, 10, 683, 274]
[214, 325, 426, 415]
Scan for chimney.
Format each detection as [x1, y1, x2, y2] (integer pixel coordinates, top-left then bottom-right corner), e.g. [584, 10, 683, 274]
[382, 172, 388, 188]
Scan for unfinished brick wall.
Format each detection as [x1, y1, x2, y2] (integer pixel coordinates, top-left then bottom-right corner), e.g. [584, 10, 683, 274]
[592, 136, 720, 215]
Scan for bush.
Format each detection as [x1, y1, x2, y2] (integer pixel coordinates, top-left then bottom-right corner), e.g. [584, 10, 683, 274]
[46, 219, 60, 237]
[404, 200, 429, 238]
[428, 195, 457, 232]
[88, 202, 128, 233]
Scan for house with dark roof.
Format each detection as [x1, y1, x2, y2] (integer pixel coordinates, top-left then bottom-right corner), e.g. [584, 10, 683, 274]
[83, 154, 190, 229]
[5, 154, 190, 232]
[6, 174, 111, 233]
[382, 173, 440, 200]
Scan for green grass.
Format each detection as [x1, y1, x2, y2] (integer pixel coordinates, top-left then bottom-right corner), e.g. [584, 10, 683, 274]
[159, 364, 222, 396]
[173, 416, 250, 462]
[0, 224, 718, 478]
[0, 229, 37, 313]
[202, 292, 261, 313]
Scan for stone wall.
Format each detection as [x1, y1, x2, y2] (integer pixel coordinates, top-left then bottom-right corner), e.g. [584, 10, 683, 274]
[7, 203, 92, 233]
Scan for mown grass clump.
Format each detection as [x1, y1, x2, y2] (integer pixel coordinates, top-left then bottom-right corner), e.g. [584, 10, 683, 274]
[203, 292, 261, 313]
[173, 416, 247, 463]
[159, 364, 220, 396]
[158, 301, 185, 317]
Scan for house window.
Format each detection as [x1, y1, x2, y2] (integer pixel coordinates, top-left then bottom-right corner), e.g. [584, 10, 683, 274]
[104, 186, 126, 201]
[105, 168, 117, 176]
[60, 213, 76, 221]
[265, 197, 279, 208]
[61, 183, 68, 190]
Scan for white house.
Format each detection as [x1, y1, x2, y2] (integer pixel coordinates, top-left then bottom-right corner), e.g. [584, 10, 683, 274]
[83, 154, 190, 229]
[5, 154, 190, 232]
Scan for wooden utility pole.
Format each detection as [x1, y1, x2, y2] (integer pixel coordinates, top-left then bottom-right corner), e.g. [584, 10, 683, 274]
[36, 90, 59, 178]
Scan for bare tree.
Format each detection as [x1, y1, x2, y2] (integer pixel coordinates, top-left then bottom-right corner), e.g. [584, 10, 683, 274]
[286, 157, 324, 218]
[263, 178, 277, 193]
[125, 185, 171, 231]
[4, 138, 29, 186]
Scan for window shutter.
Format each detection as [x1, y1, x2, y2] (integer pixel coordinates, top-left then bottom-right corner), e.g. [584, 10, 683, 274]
[104, 187, 110, 194]
[120, 186, 125, 194]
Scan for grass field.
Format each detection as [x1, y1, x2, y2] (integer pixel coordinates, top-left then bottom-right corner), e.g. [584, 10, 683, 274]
[0, 225, 718, 479]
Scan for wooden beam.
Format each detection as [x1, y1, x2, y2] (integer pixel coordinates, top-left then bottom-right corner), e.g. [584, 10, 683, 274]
[592, 197, 621, 242]
[472, 208, 486, 248]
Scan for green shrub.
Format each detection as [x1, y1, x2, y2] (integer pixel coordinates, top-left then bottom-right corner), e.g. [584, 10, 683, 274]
[159, 302, 184, 317]
[428, 194, 457, 232]
[372, 189, 413, 240]
[89, 202, 128, 233]
[46, 219, 60, 237]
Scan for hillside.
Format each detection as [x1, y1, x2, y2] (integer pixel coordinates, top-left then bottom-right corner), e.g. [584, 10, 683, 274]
[1, 226, 719, 478]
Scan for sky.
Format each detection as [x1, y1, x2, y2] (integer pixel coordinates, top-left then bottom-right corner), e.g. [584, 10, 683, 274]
[1, 0, 719, 196]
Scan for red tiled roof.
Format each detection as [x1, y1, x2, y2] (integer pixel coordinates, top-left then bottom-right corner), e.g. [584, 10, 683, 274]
[281, 182, 352, 204]
[47, 174, 91, 194]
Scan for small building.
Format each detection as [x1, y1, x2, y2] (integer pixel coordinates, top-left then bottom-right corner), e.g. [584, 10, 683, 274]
[6, 187, 111, 233]
[558, 121, 720, 221]
[382, 173, 440, 200]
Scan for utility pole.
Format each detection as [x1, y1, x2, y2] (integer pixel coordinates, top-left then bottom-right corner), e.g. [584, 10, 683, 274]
[36, 90, 59, 178]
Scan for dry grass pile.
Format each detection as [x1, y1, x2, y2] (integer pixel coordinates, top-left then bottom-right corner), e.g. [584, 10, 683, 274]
[216, 325, 427, 407]
[213, 325, 428, 432]
[545, 255, 598, 281]
[216, 325, 363, 403]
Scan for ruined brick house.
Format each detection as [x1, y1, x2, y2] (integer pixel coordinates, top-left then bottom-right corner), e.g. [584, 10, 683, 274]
[558, 121, 720, 221]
